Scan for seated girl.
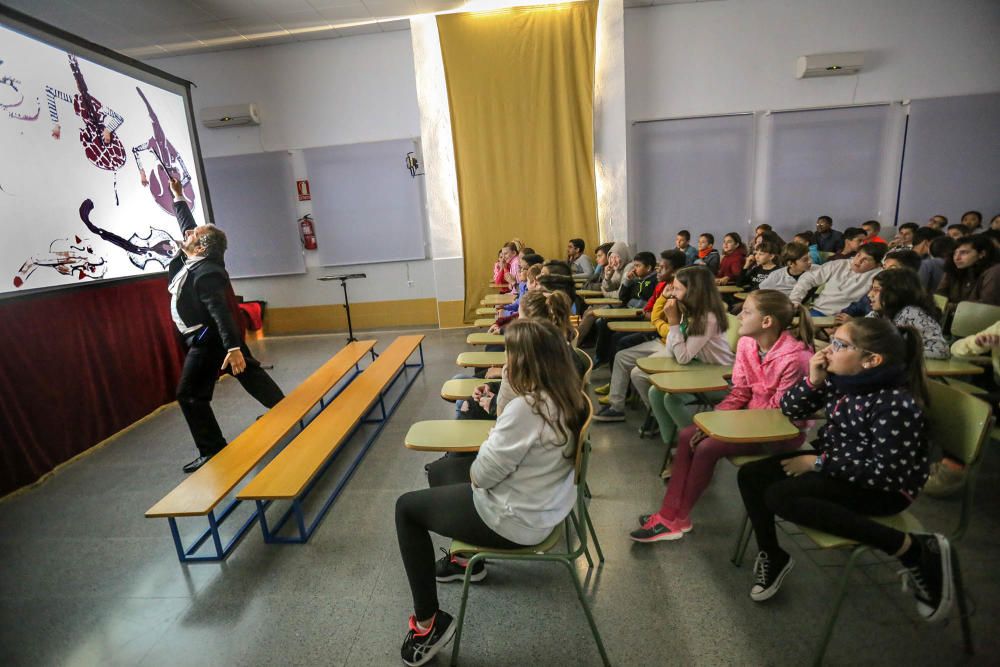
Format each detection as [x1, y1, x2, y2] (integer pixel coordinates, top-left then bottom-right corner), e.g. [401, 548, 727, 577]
[630, 290, 814, 542]
[395, 319, 589, 665]
[715, 233, 748, 285]
[617, 268, 735, 459]
[735, 319, 952, 626]
[866, 268, 950, 359]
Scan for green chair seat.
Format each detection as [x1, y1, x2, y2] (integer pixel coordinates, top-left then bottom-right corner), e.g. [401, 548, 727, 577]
[938, 377, 987, 396]
[798, 512, 924, 550]
[727, 453, 771, 467]
[451, 527, 562, 557]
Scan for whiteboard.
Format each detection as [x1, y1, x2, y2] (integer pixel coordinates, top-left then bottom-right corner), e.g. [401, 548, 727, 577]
[202, 151, 306, 279]
[0, 21, 206, 297]
[304, 139, 428, 266]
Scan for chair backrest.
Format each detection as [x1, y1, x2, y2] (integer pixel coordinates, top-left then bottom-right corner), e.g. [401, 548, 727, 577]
[725, 313, 741, 353]
[932, 294, 948, 325]
[927, 381, 992, 468]
[950, 301, 1000, 338]
[926, 381, 994, 541]
[573, 395, 595, 484]
[575, 347, 595, 388]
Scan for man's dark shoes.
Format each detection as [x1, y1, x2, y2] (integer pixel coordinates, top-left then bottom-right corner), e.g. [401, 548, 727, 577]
[182, 455, 212, 473]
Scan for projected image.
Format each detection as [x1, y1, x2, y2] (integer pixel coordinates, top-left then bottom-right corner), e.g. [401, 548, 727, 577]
[0, 23, 204, 295]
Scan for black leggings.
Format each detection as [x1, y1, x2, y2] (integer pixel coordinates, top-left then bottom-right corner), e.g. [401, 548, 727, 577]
[395, 457, 521, 619]
[737, 452, 912, 557]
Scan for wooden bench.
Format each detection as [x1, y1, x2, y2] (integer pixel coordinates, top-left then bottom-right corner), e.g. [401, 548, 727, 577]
[237, 335, 425, 543]
[145, 339, 377, 563]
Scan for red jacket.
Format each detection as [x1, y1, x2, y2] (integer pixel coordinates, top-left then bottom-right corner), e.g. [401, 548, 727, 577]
[718, 247, 747, 281]
[644, 281, 668, 312]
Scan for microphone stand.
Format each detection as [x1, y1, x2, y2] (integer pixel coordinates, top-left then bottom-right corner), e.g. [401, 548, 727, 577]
[318, 273, 367, 344]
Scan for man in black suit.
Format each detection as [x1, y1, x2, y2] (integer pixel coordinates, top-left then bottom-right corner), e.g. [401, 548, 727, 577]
[167, 178, 284, 473]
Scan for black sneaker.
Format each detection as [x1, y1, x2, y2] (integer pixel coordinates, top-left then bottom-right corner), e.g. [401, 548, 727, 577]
[435, 548, 486, 583]
[750, 550, 795, 602]
[898, 533, 953, 623]
[401, 610, 456, 667]
[593, 406, 625, 422]
[639, 513, 653, 526]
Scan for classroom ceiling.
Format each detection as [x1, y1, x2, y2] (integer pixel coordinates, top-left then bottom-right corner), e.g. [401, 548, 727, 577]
[4, 0, 715, 60]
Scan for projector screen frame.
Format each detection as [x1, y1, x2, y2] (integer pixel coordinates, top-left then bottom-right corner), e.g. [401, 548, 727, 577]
[0, 3, 215, 302]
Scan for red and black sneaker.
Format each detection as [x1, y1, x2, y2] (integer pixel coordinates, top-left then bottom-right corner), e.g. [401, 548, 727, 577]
[435, 548, 486, 583]
[401, 611, 456, 667]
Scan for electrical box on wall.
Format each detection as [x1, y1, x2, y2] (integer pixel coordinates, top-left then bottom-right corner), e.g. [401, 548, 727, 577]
[201, 103, 260, 128]
[796, 52, 865, 79]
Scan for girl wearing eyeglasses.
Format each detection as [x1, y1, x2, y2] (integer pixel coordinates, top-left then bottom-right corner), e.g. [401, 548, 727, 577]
[735, 318, 953, 625]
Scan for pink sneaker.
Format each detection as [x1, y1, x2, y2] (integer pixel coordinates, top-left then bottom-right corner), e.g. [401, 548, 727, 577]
[630, 513, 685, 543]
[666, 516, 693, 534]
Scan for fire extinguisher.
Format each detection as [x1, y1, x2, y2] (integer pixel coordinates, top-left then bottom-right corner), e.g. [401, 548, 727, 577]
[299, 214, 317, 250]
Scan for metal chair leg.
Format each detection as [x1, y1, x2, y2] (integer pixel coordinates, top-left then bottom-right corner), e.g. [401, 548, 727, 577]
[812, 547, 865, 666]
[558, 558, 611, 667]
[570, 510, 595, 569]
[639, 408, 654, 438]
[731, 513, 752, 567]
[952, 548, 975, 656]
[583, 504, 606, 564]
[450, 552, 485, 666]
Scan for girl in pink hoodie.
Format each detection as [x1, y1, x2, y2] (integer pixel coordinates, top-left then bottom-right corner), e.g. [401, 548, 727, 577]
[631, 290, 815, 543]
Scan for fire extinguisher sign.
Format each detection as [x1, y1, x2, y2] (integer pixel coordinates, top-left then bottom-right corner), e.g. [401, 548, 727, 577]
[296, 180, 311, 201]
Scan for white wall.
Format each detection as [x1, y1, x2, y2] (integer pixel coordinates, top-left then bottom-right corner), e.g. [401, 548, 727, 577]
[625, 0, 1000, 241]
[152, 30, 433, 308]
[149, 0, 1000, 310]
[625, 0, 1000, 122]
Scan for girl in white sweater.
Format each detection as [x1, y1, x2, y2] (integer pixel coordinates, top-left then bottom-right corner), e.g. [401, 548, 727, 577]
[395, 319, 589, 666]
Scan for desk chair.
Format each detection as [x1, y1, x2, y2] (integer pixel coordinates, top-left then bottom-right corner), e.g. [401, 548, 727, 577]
[446, 401, 610, 666]
[731, 383, 992, 665]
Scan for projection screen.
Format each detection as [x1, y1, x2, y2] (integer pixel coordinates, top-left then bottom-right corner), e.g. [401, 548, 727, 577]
[0, 9, 210, 298]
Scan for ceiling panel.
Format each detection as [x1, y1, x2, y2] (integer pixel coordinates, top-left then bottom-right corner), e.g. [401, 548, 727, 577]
[6, 0, 711, 58]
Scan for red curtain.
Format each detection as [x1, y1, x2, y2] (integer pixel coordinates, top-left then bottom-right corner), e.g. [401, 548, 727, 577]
[0, 276, 186, 496]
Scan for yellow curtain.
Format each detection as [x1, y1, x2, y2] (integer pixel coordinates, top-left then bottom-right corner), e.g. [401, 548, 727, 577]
[437, 1, 600, 321]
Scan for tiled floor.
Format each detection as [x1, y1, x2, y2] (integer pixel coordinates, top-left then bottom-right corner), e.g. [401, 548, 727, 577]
[1, 328, 998, 666]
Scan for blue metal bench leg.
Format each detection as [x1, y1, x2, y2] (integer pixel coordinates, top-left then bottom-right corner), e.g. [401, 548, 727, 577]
[207, 510, 225, 559]
[168, 517, 186, 562]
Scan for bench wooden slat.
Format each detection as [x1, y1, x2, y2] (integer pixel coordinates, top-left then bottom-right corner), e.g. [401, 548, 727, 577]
[145, 339, 377, 518]
[237, 335, 424, 501]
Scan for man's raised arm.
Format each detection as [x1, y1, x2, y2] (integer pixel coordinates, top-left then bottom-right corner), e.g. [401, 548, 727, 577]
[169, 177, 199, 235]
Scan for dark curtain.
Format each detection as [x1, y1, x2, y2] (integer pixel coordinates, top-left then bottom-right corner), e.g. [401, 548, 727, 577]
[0, 276, 186, 496]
